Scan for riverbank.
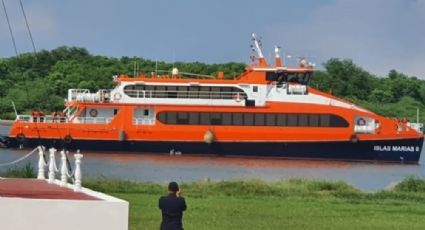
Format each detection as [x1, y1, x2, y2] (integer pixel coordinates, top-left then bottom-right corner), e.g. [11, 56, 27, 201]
[83, 177, 425, 230]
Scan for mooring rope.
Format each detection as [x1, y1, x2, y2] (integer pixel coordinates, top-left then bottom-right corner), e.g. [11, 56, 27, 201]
[0, 147, 38, 167]
[65, 152, 75, 179]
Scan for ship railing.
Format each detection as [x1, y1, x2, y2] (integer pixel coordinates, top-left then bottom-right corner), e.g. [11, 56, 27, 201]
[75, 117, 112, 124]
[16, 115, 69, 123]
[68, 89, 111, 102]
[408, 122, 424, 134]
[124, 90, 247, 100]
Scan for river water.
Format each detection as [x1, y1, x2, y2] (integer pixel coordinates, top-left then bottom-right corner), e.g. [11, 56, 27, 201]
[1, 125, 424, 191]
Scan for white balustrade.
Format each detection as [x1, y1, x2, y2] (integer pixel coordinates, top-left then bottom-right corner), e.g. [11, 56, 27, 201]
[48, 148, 57, 184]
[37, 146, 46, 180]
[60, 150, 68, 187]
[73, 150, 83, 192]
[34, 146, 84, 192]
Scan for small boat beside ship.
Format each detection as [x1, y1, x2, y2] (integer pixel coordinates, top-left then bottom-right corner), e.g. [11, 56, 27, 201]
[0, 34, 423, 163]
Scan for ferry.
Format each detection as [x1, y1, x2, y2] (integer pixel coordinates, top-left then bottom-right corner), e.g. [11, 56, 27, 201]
[1, 34, 423, 163]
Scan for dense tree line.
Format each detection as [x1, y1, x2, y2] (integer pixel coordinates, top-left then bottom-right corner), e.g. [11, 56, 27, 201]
[311, 59, 425, 122]
[0, 47, 424, 122]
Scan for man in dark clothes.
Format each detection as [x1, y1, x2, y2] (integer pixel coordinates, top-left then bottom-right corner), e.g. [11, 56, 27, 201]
[159, 181, 187, 230]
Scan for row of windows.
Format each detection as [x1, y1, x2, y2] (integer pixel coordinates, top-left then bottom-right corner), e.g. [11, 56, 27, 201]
[123, 85, 247, 99]
[157, 112, 349, 127]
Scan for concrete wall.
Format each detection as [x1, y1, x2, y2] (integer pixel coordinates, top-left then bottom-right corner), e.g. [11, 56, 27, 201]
[0, 185, 129, 230]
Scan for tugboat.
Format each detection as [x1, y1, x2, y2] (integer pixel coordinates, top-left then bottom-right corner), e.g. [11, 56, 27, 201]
[1, 34, 423, 163]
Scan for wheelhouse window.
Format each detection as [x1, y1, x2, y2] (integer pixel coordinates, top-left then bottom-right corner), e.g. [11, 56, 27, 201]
[157, 111, 349, 128]
[265, 72, 312, 86]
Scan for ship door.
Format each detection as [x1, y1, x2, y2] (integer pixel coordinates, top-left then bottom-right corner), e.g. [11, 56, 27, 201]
[134, 107, 155, 125]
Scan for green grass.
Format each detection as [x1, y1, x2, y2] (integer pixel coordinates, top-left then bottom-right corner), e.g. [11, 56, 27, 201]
[83, 177, 425, 230]
[0, 163, 36, 178]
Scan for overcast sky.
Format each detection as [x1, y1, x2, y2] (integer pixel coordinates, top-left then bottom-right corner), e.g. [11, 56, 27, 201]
[1, 0, 424, 77]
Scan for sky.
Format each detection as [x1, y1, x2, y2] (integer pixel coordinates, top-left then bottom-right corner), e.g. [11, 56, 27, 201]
[1, 0, 424, 77]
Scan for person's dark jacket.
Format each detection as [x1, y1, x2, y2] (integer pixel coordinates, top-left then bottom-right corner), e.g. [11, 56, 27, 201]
[159, 193, 187, 230]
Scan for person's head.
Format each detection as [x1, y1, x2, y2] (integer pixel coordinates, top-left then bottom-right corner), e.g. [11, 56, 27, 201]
[168, 181, 179, 194]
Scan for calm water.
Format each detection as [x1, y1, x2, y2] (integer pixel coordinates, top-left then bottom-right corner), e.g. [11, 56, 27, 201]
[1, 125, 424, 191]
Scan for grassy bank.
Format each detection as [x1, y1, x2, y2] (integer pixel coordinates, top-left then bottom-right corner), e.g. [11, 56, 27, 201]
[2, 166, 425, 229]
[83, 177, 425, 230]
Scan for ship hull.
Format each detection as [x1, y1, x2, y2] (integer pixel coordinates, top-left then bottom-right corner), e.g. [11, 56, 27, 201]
[2, 136, 423, 163]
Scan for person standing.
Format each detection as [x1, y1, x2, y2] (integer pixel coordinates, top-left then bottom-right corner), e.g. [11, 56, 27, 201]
[159, 181, 187, 230]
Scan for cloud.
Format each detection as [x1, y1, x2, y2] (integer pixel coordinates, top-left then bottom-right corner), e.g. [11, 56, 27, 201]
[264, 0, 425, 78]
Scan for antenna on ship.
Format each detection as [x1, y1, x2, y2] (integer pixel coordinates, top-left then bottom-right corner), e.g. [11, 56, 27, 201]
[250, 33, 267, 67]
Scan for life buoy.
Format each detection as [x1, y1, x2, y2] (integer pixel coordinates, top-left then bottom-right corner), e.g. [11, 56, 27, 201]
[113, 92, 122, 101]
[63, 135, 72, 144]
[16, 133, 25, 143]
[357, 118, 366, 126]
[89, 109, 98, 117]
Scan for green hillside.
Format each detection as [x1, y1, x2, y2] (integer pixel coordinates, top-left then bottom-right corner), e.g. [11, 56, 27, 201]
[1, 47, 424, 122]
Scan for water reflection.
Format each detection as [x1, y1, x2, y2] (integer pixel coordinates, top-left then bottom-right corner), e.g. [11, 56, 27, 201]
[1, 125, 423, 191]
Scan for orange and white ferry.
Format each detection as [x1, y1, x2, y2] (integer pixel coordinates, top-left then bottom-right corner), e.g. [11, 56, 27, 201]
[1, 34, 423, 163]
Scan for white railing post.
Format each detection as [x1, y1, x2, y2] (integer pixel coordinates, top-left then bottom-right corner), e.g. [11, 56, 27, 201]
[48, 148, 57, 183]
[37, 146, 46, 180]
[73, 150, 83, 192]
[60, 150, 68, 186]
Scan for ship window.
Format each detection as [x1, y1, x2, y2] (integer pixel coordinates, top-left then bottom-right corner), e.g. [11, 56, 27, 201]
[319, 114, 330, 127]
[177, 112, 189, 124]
[167, 112, 177, 124]
[143, 109, 149, 116]
[243, 113, 254, 126]
[167, 86, 177, 98]
[330, 115, 349, 127]
[211, 87, 221, 99]
[232, 113, 243, 125]
[266, 72, 278, 81]
[276, 114, 286, 126]
[309, 114, 319, 127]
[222, 113, 232, 125]
[211, 112, 222, 125]
[156, 111, 349, 128]
[178, 86, 188, 98]
[114, 109, 118, 115]
[253, 86, 258, 93]
[189, 86, 200, 98]
[158, 112, 167, 123]
[287, 114, 297, 126]
[189, 112, 199, 124]
[265, 114, 276, 126]
[254, 113, 265, 126]
[200, 112, 211, 125]
[298, 114, 309, 127]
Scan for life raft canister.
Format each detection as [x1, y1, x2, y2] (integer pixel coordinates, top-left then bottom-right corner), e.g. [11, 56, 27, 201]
[89, 108, 98, 117]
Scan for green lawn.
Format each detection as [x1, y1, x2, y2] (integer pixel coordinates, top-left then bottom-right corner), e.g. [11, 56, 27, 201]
[83, 177, 425, 230]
